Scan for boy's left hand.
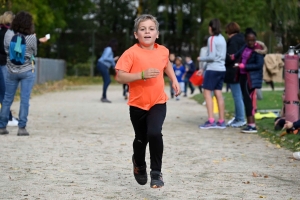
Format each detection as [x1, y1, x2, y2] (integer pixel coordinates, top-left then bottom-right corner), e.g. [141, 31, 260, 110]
[172, 81, 181, 96]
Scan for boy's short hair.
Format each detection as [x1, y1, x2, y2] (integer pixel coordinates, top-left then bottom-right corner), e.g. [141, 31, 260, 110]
[175, 56, 182, 62]
[134, 14, 159, 32]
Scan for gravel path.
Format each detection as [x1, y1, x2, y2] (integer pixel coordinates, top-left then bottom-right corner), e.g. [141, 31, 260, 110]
[0, 85, 299, 200]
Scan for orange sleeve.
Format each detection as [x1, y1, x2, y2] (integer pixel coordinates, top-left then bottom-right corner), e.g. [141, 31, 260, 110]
[115, 50, 133, 73]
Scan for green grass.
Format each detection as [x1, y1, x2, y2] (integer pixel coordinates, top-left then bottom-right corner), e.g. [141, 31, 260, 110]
[192, 90, 300, 151]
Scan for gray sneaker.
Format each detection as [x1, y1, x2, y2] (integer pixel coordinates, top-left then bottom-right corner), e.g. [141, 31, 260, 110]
[0, 128, 9, 135]
[150, 171, 164, 188]
[226, 117, 235, 126]
[17, 128, 29, 136]
[231, 120, 246, 128]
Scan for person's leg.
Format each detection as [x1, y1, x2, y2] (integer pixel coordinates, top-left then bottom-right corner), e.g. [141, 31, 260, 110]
[169, 80, 174, 98]
[0, 66, 5, 103]
[18, 70, 35, 128]
[0, 72, 19, 128]
[97, 62, 111, 100]
[229, 83, 245, 122]
[188, 80, 195, 94]
[240, 75, 257, 133]
[214, 89, 224, 121]
[204, 89, 214, 118]
[130, 106, 148, 167]
[1, 65, 13, 121]
[147, 103, 166, 172]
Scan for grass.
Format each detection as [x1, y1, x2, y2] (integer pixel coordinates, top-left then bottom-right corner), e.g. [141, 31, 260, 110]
[192, 90, 300, 152]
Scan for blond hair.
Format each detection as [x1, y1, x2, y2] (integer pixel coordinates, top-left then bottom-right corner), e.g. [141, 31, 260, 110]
[134, 14, 159, 32]
[1, 11, 14, 25]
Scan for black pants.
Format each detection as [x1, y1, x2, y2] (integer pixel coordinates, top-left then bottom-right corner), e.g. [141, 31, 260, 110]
[130, 103, 166, 172]
[240, 74, 255, 117]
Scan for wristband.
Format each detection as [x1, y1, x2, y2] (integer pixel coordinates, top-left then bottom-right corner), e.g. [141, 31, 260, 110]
[141, 71, 146, 81]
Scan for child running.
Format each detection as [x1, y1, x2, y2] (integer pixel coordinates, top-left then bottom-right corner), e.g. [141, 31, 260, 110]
[115, 14, 180, 188]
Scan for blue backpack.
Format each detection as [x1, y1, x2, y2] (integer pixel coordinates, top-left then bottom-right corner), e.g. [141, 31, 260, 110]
[9, 33, 26, 65]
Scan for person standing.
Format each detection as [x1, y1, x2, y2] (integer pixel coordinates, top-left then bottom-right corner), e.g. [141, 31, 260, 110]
[115, 14, 180, 188]
[224, 22, 246, 128]
[232, 28, 267, 133]
[0, 11, 37, 136]
[184, 55, 195, 96]
[169, 53, 175, 98]
[0, 11, 19, 127]
[97, 39, 119, 103]
[173, 56, 185, 100]
[198, 18, 227, 129]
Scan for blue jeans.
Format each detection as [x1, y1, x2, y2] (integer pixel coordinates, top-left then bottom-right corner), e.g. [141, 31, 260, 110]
[97, 61, 111, 99]
[229, 83, 245, 121]
[0, 65, 12, 120]
[0, 70, 35, 128]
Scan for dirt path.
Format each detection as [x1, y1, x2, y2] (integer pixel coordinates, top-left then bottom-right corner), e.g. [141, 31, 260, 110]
[0, 85, 299, 200]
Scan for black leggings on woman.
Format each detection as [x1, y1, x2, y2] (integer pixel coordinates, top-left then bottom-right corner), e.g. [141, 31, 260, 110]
[240, 74, 256, 117]
[130, 103, 166, 172]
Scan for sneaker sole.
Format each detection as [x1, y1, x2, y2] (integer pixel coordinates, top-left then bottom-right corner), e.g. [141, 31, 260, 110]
[151, 184, 164, 188]
[241, 130, 257, 133]
[199, 126, 217, 129]
[215, 126, 226, 129]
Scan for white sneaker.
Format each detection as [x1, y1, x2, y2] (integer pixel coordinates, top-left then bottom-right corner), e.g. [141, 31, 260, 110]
[293, 152, 300, 160]
[7, 117, 18, 127]
[226, 117, 235, 126]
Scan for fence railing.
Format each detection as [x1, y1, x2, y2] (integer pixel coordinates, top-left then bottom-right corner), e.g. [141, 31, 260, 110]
[35, 58, 66, 84]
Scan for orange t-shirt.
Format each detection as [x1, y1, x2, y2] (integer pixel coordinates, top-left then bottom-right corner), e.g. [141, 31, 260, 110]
[115, 43, 169, 110]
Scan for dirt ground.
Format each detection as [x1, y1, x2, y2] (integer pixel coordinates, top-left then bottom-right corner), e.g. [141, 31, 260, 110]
[0, 85, 299, 200]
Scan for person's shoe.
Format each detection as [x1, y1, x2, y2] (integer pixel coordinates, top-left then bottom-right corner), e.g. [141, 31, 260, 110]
[226, 117, 235, 126]
[101, 98, 111, 103]
[17, 128, 29, 136]
[199, 121, 216, 129]
[231, 120, 246, 128]
[241, 125, 257, 133]
[216, 121, 226, 129]
[150, 171, 164, 188]
[7, 117, 18, 127]
[293, 152, 300, 160]
[0, 128, 9, 135]
[183, 93, 187, 97]
[132, 155, 147, 185]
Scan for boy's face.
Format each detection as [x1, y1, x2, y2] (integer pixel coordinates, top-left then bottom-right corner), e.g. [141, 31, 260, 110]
[134, 19, 159, 49]
[175, 59, 181, 66]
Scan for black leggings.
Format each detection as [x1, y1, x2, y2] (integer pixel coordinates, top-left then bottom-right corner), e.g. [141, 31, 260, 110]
[130, 103, 166, 172]
[240, 74, 255, 117]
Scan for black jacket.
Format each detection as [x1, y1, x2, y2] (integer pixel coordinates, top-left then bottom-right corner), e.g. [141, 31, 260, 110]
[0, 27, 8, 66]
[224, 33, 245, 83]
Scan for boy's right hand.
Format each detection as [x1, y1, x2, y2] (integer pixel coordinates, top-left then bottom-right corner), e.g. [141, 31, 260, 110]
[144, 68, 160, 79]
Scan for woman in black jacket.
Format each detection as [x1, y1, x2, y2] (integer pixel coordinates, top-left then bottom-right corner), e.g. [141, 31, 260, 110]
[0, 11, 18, 127]
[224, 22, 246, 128]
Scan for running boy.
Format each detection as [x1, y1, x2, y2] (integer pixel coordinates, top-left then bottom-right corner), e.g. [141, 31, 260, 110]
[115, 14, 180, 188]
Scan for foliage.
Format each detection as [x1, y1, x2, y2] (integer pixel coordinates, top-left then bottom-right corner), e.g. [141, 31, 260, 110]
[0, 0, 299, 74]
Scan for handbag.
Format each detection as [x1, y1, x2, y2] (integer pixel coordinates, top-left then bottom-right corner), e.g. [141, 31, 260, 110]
[189, 71, 204, 86]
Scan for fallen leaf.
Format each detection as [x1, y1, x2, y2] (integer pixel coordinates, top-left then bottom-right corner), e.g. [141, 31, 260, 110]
[253, 172, 262, 177]
[264, 175, 268, 178]
[242, 181, 250, 184]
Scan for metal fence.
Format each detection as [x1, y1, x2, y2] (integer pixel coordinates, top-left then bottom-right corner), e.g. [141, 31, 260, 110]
[35, 58, 66, 84]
